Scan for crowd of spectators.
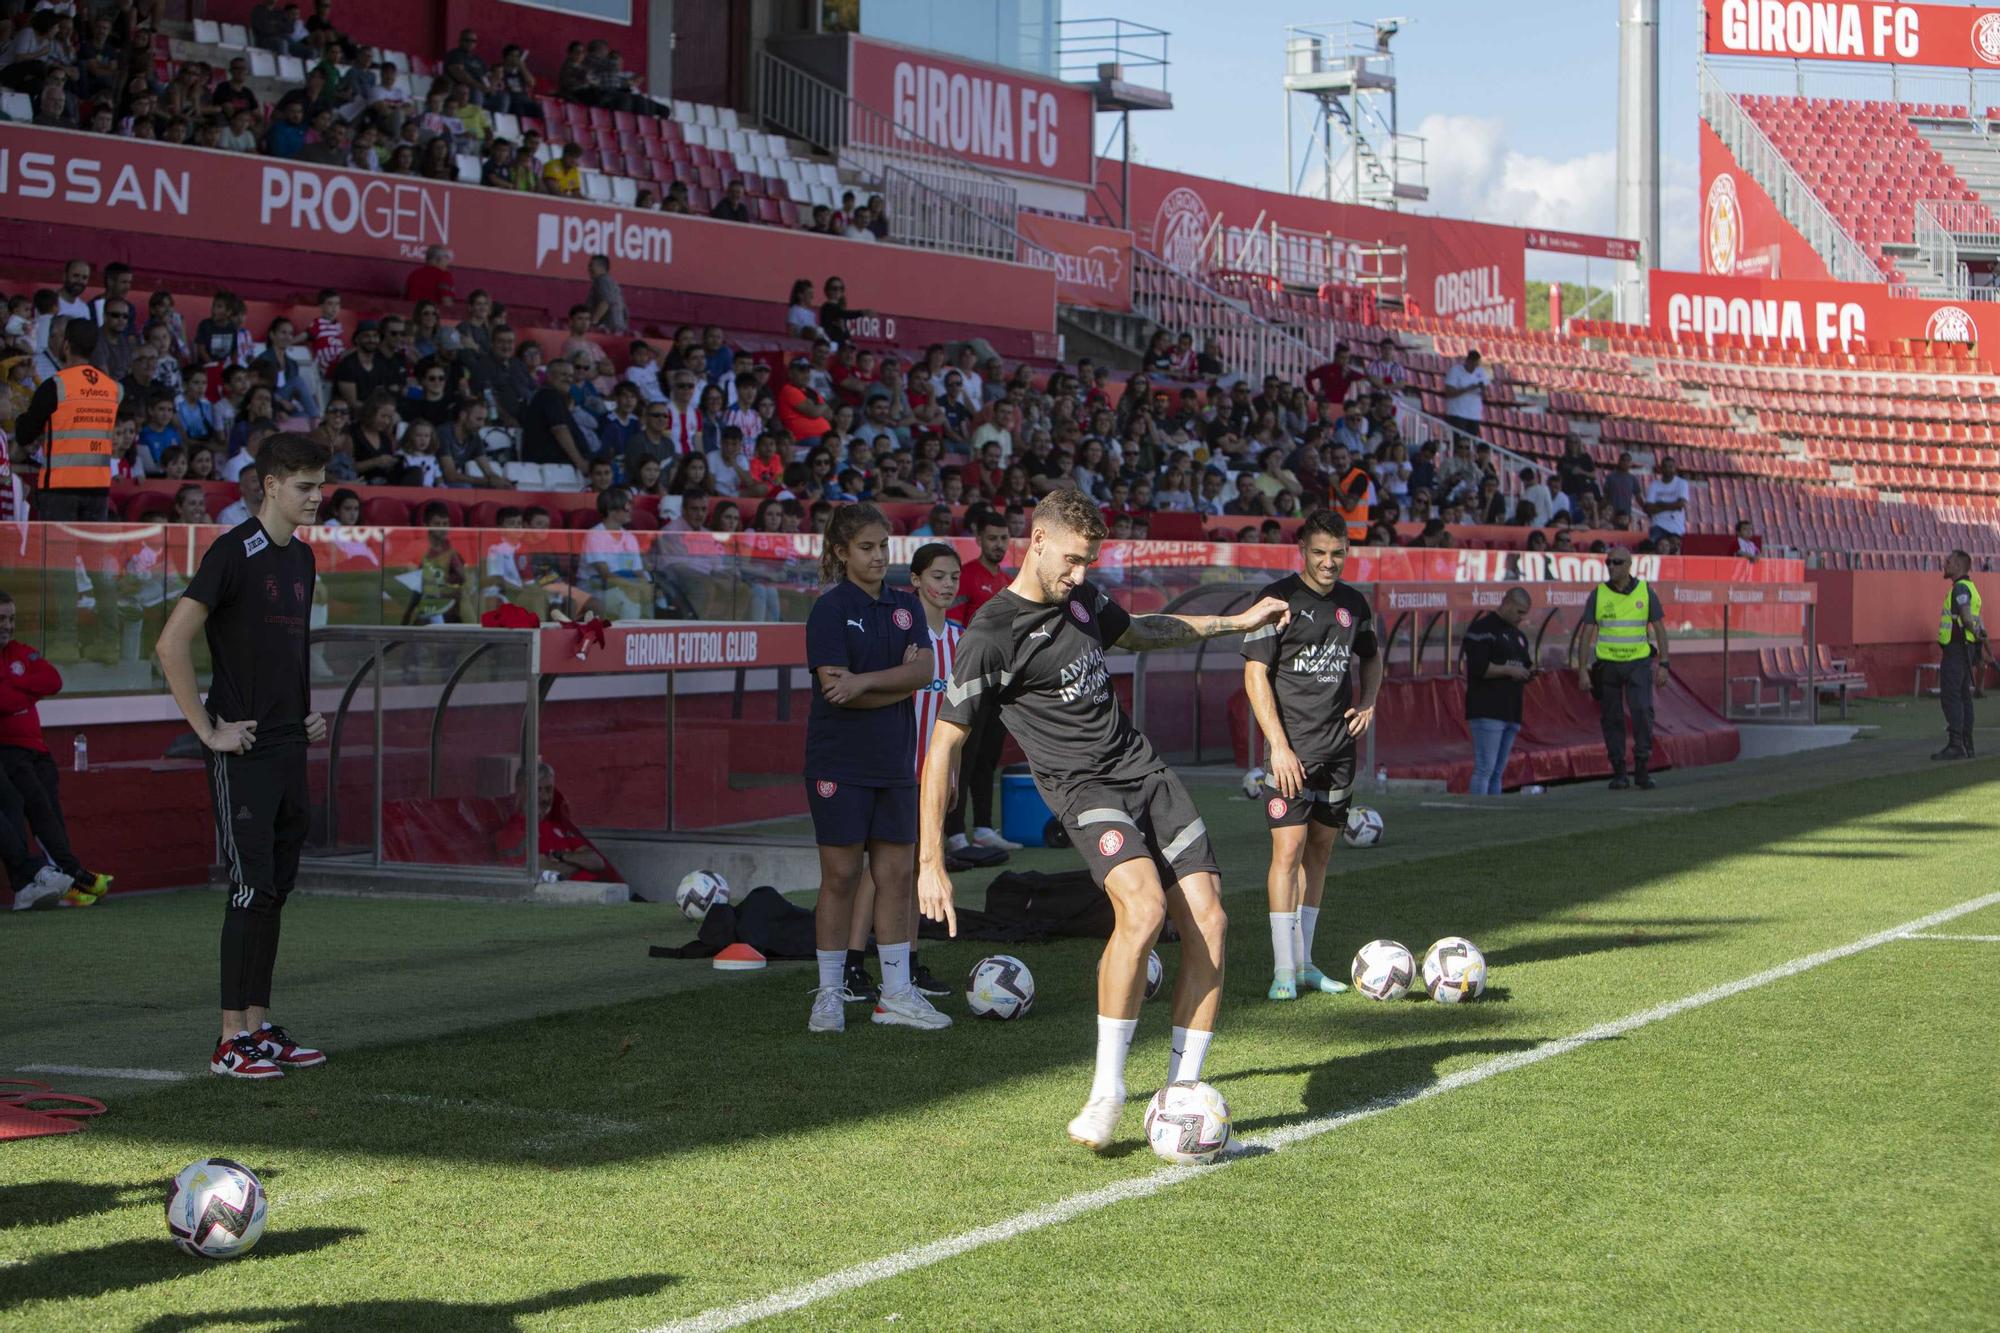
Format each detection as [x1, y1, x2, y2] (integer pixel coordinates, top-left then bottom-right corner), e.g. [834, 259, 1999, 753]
[0, 246, 1710, 567]
[0, 5, 891, 241]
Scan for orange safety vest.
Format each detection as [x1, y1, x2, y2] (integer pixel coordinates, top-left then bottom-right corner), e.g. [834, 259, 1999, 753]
[1334, 466, 1373, 541]
[39, 363, 120, 492]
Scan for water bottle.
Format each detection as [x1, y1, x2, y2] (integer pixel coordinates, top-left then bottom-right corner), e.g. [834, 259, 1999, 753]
[72, 733, 88, 773]
[1374, 764, 1388, 793]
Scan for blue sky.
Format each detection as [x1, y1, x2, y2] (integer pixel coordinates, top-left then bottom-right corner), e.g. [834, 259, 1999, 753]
[1062, 0, 1706, 276]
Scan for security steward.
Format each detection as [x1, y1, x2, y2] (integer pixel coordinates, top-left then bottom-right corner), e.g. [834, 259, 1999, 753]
[1934, 548, 1988, 760]
[14, 320, 120, 522]
[1573, 546, 1669, 790]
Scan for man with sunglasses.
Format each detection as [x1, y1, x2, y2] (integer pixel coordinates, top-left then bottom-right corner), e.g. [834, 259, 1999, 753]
[1573, 547, 1668, 790]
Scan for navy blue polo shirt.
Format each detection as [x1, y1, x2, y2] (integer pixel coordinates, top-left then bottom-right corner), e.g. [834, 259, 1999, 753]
[805, 579, 929, 786]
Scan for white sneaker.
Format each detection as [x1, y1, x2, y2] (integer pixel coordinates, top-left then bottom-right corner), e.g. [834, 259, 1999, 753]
[972, 826, 1022, 852]
[808, 986, 845, 1034]
[11, 865, 72, 911]
[871, 986, 952, 1030]
[1066, 1095, 1124, 1150]
[945, 832, 970, 853]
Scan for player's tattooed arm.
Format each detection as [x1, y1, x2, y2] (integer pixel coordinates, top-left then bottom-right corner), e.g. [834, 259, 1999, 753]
[1116, 596, 1291, 652]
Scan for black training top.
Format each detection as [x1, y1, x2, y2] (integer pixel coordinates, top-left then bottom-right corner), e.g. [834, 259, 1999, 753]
[182, 517, 317, 746]
[1461, 610, 1533, 724]
[805, 578, 928, 786]
[1240, 575, 1379, 763]
[942, 581, 1162, 815]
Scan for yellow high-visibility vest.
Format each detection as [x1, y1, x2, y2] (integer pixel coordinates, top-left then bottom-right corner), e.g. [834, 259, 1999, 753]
[1592, 578, 1654, 662]
[1940, 577, 1982, 645]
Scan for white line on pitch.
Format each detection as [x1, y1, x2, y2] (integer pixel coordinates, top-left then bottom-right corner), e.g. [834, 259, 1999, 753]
[647, 889, 2000, 1333]
[1898, 932, 2000, 943]
[16, 1064, 190, 1082]
[1418, 801, 1703, 814]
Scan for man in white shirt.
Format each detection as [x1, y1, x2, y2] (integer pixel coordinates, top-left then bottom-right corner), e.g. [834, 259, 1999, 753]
[216, 468, 263, 527]
[1518, 465, 1554, 527]
[1641, 455, 1690, 544]
[54, 259, 92, 321]
[952, 345, 984, 407]
[1442, 349, 1490, 440]
[624, 341, 666, 405]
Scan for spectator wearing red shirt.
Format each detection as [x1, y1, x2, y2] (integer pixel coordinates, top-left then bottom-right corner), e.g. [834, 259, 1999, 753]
[776, 356, 832, 442]
[0, 590, 109, 906]
[947, 507, 1011, 626]
[942, 508, 1018, 854]
[501, 762, 621, 884]
[402, 246, 457, 307]
[308, 288, 346, 376]
[1305, 343, 1370, 408]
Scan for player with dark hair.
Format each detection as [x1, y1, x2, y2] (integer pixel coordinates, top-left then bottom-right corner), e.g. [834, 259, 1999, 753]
[156, 432, 332, 1079]
[1242, 509, 1381, 999]
[919, 488, 1290, 1150]
[805, 503, 947, 1034]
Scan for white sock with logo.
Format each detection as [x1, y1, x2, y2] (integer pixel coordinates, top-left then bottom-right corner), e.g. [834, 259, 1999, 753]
[1170, 1026, 1214, 1083]
[1269, 912, 1298, 977]
[1089, 1014, 1139, 1103]
[1299, 906, 1322, 971]
[816, 950, 844, 991]
[879, 941, 912, 997]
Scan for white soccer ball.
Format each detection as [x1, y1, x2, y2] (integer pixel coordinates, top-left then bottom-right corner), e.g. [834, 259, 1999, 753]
[966, 954, 1035, 1020]
[674, 869, 730, 922]
[1144, 1080, 1232, 1165]
[1350, 938, 1415, 1001]
[1241, 766, 1266, 799]
[166, 1158, 267, 1259]
[1145, 949, 1165, 1001]
[1422, 936, 1488, 1003]
[1343, 806, 1384, 847]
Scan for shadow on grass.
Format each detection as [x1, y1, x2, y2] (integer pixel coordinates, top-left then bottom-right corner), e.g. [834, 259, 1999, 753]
[1484, 930, 1718, 969]
[61, 754, 2000, 1169]
[127, 1275, 680, 1333]
[0, 1180, 157, 1231]
[0, 1227, 363, 1309]
[1217, 1036, 1551, 1135]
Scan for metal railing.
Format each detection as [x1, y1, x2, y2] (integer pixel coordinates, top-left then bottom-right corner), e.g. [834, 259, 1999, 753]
[1192, 214, 1408, 304]
[1912, 199, 2000, 301]
[1056, 16, 1170, 92]
[1699, 65, 1881, 284]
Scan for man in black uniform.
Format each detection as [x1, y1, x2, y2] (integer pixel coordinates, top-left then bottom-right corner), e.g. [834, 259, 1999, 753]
[156, 433, 332, 1080]
[1935, 548, 1988, 760]
[1242, 510, 1380, 1001]
[917, 490, 1289, 1151]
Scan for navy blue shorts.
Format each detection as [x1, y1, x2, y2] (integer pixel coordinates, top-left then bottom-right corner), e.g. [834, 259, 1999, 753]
[806, 778, 918, 847]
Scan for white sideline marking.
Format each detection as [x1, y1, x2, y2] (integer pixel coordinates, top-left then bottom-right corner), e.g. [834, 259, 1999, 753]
[1898, 932, 2000, 943]
[16, 1064, 190, 1082]
[1419, 801, 1703, 814]
[648, 890, 2000, 1333]
[367, 1092, 643, 1148]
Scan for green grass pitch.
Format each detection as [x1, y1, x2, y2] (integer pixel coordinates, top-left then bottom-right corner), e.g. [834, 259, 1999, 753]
[3, 698, 1998, 1330]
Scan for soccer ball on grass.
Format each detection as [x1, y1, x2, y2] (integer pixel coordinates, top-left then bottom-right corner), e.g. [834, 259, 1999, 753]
[1144, 949, 1165, 1000]
[674, 869, 730, 921]
[166, 1158, 266, 1259]
[1144, 1081, 1232, 1164]
[1343, 806, 1384, 847]
[966, 954, 1035, 1020]
[1350, 939, 1415, 1001]
[1422, 936, 1488, 1003]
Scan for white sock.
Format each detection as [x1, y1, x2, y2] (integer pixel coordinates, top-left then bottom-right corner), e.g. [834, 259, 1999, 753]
[1089, 1014, 1138, 1102]
[817, 949, 844, 991]
[1170, 1026, 1214, 1083]
[879, 941, 911, 996]
[1269, 912, 1297, 975]
[1299, 906, 1322, 970]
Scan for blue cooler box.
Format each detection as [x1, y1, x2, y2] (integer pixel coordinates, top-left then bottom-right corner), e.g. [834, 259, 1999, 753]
[1000, 766, 1055, 847]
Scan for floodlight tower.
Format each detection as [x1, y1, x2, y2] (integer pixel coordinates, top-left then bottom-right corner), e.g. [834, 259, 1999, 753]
[1283, 19, 1428, 210]
[1615, 0, 1660, 313]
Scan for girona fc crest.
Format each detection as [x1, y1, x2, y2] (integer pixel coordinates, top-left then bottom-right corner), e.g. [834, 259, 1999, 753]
[892, 607, 913, 630]
[1267, 797, 1288, 819]
[1974, 12, 2000, 64]
[1335, 607, 1353, 628]
[1097, 828, 1124, 858]
[1153, 185, 1211, 273]
[1703, 173, 1741, 276]
[1926, 305, 1976, 344]
[815, 780, 837, 799]
[1069, 600, 1091, 624]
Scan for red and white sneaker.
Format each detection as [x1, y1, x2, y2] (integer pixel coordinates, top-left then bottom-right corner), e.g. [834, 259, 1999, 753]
[255, 1024, 327, 1068]
[211, 1034, 284, 1080]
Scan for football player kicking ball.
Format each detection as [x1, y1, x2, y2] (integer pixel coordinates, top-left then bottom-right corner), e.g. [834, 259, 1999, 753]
[918, 491, 1290, 1150]
[1242, 510, 1381, 1000]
